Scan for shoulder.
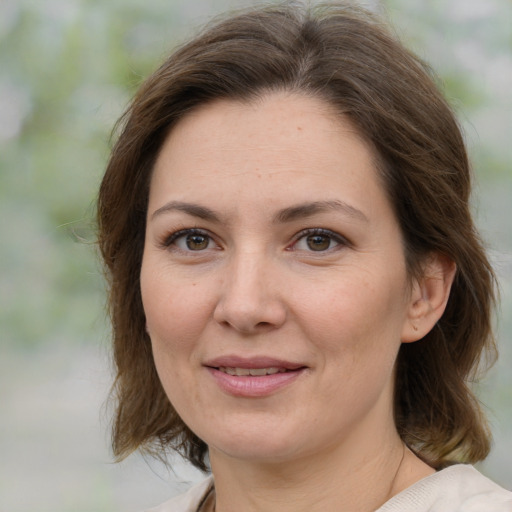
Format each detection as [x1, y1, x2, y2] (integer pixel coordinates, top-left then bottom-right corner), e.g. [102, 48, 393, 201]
[143, 477, 214, 512]
[377, 464, 512, 512]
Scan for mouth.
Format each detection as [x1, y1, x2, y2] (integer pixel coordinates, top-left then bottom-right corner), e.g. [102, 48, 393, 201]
[204, 357, 306, 397]
[204, 355, 305, 371]
[217, 366, 289, 376]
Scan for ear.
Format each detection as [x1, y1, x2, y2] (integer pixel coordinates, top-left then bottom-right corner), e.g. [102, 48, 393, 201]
[401, 253, 456, 343]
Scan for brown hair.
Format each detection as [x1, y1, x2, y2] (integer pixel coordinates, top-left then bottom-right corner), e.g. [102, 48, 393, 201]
[98, 1, 497, 471]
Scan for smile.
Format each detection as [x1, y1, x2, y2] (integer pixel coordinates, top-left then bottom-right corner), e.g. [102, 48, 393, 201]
[206, 363, 306, 397]
[218, 367, 287, 376]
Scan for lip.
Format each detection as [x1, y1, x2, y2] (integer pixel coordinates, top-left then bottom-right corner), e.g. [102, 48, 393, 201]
[204, 356, 307, 398]
[204, 355, 305, 370]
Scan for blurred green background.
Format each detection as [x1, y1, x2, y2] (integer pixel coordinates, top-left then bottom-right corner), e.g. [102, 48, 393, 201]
[1, 0, 511, 510]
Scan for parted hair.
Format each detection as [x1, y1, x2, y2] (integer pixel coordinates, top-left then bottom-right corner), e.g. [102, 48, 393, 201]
[98, 1, 497, 471]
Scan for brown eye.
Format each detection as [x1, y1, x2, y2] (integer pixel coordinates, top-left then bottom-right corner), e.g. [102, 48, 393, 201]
[291, 228, 347, 253]
[186, 233, 210, 250]
[306, 234, 332, 251]
[165, 229, 216, 252]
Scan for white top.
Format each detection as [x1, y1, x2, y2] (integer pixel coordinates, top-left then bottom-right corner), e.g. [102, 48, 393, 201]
[145, 464, 512, 512]
[376, 465, 512, 511]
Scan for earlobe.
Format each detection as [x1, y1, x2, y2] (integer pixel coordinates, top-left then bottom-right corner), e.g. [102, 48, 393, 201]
[401, 253, 456, 343]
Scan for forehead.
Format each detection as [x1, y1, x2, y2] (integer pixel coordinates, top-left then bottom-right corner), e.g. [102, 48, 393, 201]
[149, 92, 390, 223]
[154, 92, 375, 174]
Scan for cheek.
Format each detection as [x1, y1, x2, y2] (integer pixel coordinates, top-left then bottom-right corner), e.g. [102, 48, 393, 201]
[140, 270, 208, 408]
[141, 266, 211, 353]
[293, 271, 407, 364]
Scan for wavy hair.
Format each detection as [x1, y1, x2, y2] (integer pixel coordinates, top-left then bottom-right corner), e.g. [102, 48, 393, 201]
[98, 1, 497, 471]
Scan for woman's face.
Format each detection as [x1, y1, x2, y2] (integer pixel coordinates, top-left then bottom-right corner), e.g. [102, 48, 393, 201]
[141, 92, 417, 464]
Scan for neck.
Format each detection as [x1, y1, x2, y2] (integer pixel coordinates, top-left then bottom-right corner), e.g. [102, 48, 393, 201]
[209, 424, 431, 512]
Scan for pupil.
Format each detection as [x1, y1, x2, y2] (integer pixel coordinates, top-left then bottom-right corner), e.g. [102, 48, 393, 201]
[307, 234, 330, 251]
[186, 234, 208, 250]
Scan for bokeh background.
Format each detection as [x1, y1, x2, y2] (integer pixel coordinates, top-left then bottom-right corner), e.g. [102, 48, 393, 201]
[1, 0, 511, 510]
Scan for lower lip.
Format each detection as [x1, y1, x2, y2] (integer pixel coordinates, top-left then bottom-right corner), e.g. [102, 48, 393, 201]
[206, 367, 305, 397]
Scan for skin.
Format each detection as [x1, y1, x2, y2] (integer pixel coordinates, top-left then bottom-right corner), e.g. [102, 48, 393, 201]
[141, 92, 455, 511]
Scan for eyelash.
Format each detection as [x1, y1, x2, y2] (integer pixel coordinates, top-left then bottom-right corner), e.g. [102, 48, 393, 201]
[288, 228, 350, 253]
[161, 227, 350, 254]
[162, 228, 218, 252]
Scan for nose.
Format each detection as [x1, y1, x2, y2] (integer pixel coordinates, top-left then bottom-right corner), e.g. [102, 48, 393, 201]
[213, 250, 287, 334]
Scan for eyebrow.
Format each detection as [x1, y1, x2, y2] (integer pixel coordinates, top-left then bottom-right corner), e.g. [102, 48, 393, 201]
[273, 200, 368, 224]
[151, 199, 368, 224]
[151, 201, 221, 222]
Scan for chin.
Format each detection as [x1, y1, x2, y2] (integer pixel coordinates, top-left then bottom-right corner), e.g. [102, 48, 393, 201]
[200, 419, 314, 465]
[211, 441, 301, 465]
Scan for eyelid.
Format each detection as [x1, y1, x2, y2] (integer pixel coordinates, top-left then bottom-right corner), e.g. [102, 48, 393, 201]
[159, 226, 350, 253]
[160, 227, 219, 251]
[288, 228, 351, 251]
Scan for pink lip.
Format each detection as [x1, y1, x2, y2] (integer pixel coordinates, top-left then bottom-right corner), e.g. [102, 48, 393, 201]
[204, 356, 307, 398]
[204, 355, 304, 370]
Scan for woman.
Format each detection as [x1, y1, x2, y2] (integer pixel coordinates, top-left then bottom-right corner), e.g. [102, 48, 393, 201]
[97, 2, 512, 511]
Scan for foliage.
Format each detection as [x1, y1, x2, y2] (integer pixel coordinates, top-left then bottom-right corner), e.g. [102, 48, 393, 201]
[1, 0, 510, 348]
[0, 0, 511, 507]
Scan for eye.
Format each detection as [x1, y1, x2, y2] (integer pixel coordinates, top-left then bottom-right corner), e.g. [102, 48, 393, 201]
[164, 229, 217, 252]
[291, 228, 347, 252]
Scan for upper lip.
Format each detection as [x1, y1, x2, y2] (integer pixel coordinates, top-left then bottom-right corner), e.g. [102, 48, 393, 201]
[203, 355, 306, 370]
